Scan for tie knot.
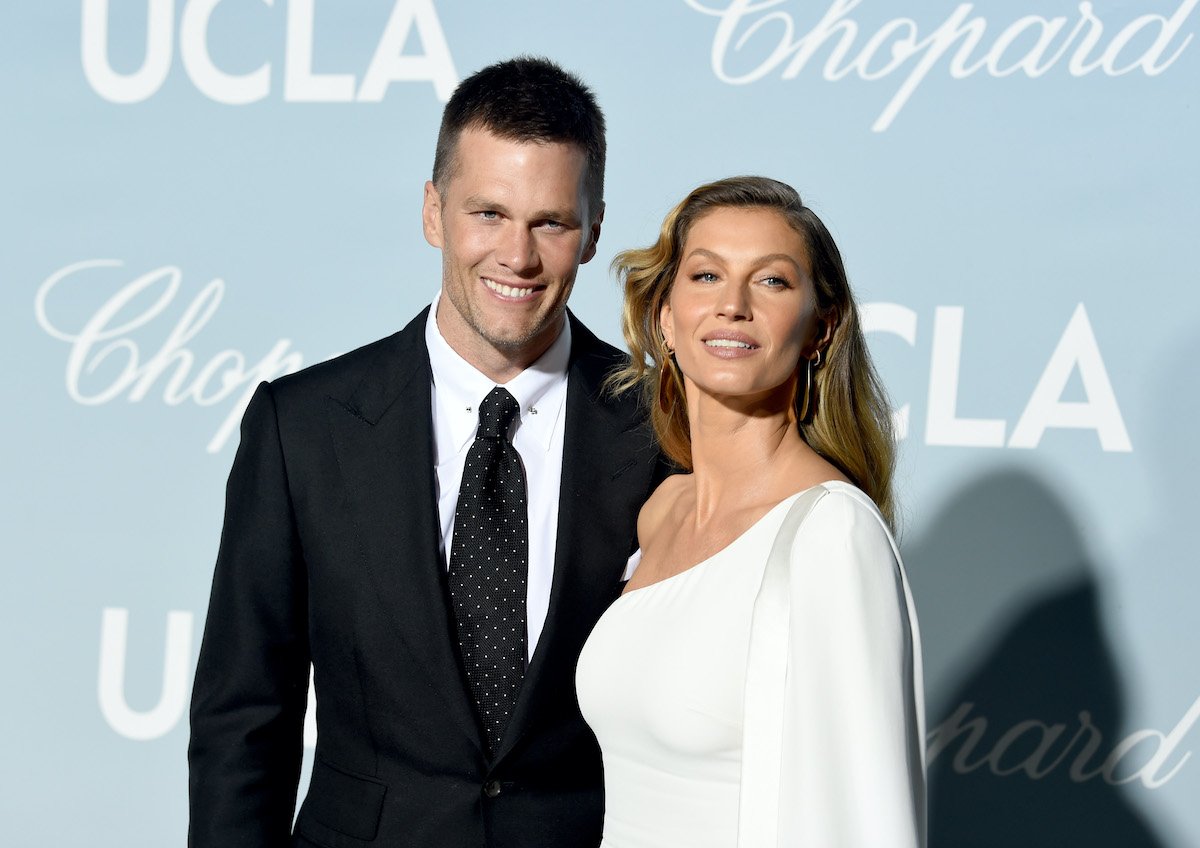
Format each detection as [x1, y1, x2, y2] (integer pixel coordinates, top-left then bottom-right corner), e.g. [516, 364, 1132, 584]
[476, 387, 520, 440]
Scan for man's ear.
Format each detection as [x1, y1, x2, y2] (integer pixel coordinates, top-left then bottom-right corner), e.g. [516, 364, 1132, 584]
[422, 181, 444, 248]
[580, 202, 604, 265]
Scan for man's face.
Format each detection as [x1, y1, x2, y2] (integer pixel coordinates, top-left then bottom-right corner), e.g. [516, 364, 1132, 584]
[423, 127, 602, 371]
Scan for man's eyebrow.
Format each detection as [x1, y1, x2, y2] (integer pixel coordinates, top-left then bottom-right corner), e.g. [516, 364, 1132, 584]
[459, 196, 580, 226]
[461, 195, 509, 214]
[532, 208, 581, 226]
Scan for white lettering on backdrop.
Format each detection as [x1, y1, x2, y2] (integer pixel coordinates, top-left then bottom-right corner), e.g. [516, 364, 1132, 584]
[80, 0, 458, 104]
[97, 604, 1198, 785]
[97, 607, 317, 744]
[98, 607, 193, 741]
[929, 698, 1200, 789]
[35, 259, 304, 454]
[684, 0, 1198, 130]
[36, 262, 1130, 453]
[861, 302, 1132, 452]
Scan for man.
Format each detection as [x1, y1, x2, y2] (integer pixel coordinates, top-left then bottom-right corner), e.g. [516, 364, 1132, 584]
[188, 57, 662, 848]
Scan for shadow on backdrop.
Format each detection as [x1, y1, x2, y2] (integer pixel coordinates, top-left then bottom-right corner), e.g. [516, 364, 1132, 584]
[906, 469, 1164, 848]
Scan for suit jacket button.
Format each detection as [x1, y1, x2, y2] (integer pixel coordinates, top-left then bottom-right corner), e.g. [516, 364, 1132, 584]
[483, 780, 502, 798]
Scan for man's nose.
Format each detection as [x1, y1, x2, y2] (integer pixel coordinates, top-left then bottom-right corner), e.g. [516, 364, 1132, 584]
[498, 226, 539, 274]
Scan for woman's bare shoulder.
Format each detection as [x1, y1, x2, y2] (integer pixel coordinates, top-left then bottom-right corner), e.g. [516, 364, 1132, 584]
[636, 473, 691, 545]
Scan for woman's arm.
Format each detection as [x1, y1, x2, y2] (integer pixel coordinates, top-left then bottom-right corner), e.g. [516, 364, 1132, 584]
[777, 487, 926, 846]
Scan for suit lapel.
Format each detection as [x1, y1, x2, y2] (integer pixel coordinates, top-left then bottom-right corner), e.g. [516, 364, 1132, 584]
[325, 308, 482, 752]
[494, 314, 656, 762]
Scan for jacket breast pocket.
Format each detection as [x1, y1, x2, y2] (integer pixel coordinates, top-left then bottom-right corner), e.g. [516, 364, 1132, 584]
[294, 758, 387, 846]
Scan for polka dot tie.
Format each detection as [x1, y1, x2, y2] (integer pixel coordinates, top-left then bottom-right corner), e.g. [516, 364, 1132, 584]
[448, 387, 528, 756]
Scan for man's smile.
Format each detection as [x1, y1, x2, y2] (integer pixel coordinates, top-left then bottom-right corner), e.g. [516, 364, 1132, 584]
[482, 277, 546, 301]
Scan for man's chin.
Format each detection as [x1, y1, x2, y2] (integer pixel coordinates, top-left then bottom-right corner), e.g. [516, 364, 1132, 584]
[484, 331, 543, 353]
[480, 321, 563, 358]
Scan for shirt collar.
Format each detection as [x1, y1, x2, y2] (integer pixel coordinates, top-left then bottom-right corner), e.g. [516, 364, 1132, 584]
[425, 290, 571, 453]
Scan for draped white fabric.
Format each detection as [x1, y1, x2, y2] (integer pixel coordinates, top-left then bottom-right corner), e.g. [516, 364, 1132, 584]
[578, 483, 925, 847]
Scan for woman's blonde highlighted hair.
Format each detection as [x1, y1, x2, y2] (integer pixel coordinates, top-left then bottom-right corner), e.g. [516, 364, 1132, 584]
[609, 176, 898, 528]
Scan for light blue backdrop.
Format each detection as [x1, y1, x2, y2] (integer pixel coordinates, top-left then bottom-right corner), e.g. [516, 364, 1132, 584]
[3, 1, 1198, 845]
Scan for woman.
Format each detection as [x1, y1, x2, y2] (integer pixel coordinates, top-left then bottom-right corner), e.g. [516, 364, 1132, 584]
[576, 177, 925, 847]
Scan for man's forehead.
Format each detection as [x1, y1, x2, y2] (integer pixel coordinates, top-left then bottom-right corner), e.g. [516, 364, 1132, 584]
[442, 129, 588, 201]
[454, 127, 586, 166]
[442, 127, 582, 176]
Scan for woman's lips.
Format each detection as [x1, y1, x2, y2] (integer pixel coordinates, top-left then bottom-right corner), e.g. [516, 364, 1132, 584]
[700, 332, 760, 357]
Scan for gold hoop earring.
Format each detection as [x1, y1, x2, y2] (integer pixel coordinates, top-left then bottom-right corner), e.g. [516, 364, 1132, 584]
[797, 348, 824, 423]
[658, 337, 682, 414]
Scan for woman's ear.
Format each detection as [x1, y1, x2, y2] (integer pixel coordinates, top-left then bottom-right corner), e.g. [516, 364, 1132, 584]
[659, 300, 675, 351]
[813, 307, 838, 353]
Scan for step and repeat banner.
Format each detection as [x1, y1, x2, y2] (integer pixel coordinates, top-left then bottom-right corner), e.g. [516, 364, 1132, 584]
[3, 1, 1198, 845]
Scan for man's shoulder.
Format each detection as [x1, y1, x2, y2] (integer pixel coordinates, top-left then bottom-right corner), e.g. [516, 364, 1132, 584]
[269, 308, 429, 409]
[566, 311, 634, 405]
[567, 311, 627, 365]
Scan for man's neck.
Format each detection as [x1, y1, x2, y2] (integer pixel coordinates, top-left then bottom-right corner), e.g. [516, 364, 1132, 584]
[432, 298, 567, 384]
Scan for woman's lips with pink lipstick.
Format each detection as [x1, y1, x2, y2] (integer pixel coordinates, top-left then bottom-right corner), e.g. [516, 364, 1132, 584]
[701, 330, 760, 357]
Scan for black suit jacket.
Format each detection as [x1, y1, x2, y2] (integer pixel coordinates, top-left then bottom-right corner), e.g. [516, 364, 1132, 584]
[188, 308, 663, 848]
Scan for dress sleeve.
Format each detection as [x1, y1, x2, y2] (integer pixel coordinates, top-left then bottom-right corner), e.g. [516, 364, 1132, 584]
[777, 489, 926, 846]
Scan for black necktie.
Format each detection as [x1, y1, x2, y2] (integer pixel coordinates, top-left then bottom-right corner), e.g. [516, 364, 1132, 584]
[448, 387, 528, 755]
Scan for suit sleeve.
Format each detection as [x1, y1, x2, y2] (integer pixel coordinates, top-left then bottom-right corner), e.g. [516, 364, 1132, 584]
[778, 491, 926, 846]
[188, 380, 310, 847]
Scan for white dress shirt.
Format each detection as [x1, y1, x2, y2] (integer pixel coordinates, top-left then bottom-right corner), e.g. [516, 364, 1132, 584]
[425, 292, 570, 659]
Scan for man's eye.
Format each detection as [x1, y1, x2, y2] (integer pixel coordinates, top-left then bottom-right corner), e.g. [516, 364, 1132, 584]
[543, 220, 565, 230]
[477, 210, 499, 220]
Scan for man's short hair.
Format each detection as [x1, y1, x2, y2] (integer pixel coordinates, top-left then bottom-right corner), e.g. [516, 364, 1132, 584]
[432, 56, 606, 219]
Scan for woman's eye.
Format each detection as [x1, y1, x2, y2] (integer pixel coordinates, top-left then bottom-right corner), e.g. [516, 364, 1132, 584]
[761, 275, 791, 288]
[692, 272, 719, 283]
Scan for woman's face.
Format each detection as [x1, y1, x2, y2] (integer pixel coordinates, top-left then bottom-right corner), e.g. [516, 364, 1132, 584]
[660, 206, 823, 404]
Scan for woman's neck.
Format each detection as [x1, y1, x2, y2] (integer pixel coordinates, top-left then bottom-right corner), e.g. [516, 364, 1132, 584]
[685, 390, 811, 523]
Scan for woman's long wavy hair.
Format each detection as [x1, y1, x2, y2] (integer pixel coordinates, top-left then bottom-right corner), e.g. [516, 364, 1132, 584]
[608, 176, 898, 529]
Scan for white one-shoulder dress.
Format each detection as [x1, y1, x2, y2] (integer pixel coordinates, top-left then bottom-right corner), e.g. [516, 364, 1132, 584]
[575, 482, 925, 847]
